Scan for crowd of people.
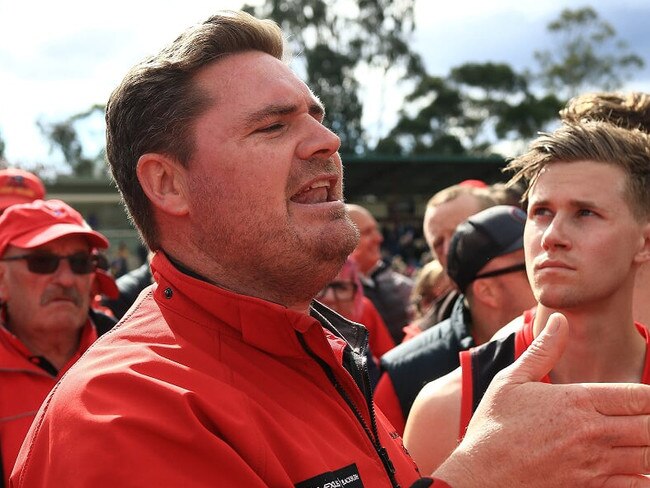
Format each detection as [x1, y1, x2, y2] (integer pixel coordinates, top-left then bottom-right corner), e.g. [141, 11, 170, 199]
[2, 9, 650, 487]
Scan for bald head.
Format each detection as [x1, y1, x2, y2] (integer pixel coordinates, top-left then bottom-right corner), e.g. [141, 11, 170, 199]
[346, 204, 383, 274]
[423, 187, 496, 270]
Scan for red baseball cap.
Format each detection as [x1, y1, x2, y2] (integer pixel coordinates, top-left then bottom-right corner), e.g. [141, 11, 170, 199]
[458, 179, 488, 189]
[0, 168, 46, 212]
[0, 199, 109, 257]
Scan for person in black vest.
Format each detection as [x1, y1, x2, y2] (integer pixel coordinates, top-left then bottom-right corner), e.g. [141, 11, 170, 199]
[374, 206, 535, 434]
[417, 183, 497, 330]
[102, 256, 153, 320]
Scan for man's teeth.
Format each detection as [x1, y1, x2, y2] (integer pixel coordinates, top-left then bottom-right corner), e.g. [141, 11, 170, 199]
[293, 181, 330, 204]
[309, 181, 330, 190]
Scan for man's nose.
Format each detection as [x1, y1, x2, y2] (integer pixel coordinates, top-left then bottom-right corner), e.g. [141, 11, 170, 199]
[541, 217, 571, 251]
[295, 118, 341, 161]
[51, 259, 77, 286]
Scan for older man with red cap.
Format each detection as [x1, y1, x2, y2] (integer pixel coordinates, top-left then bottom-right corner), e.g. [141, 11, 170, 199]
[0, 168, 118, 319]
[0, 199, 109, 484]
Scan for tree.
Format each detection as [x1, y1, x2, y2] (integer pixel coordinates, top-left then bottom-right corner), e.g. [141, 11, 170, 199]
[533, 7, 644, 99]
[375, 62, 562, 156]
[38, 104, 106, 178]
[243, 0, 424, 155]
[377, 5, 644, 157]
[374, 75, 465, 155]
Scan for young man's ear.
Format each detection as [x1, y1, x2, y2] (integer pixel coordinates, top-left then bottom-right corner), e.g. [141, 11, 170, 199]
[136, 153, 190, 217]
[633, 222, 650, 264]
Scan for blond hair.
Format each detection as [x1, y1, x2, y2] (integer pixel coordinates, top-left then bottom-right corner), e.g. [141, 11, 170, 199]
[506, 121, 650, 220]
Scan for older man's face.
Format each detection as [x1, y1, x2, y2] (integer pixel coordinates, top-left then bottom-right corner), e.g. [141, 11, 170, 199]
[423, 194, 484, 270]
[0, 235, 94, 337]
[348, 209, 383, 275]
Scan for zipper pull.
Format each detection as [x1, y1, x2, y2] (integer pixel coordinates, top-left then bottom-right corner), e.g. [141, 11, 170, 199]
[378, 446, 399, 485]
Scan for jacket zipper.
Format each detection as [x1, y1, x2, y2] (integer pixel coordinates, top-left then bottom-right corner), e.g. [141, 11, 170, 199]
[297, 332, 400, 488]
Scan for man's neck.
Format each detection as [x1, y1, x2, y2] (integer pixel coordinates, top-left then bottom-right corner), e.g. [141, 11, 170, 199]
[12, 325, 83, 371]
[163, 250, 314, 315]
[470, 299, 517, 346]
[533, 301, 646, 384]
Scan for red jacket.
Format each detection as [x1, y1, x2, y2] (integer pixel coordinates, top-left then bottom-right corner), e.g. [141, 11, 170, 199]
[0, 321, 97, 484]
[11, 253, 450, 487]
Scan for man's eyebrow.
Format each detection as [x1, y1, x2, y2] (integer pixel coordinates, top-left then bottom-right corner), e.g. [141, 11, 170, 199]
[309, 101, 325, 118]
[529, 197, 602, 209]
[570, 198, 600, 208]
[242, 101, 325, 127]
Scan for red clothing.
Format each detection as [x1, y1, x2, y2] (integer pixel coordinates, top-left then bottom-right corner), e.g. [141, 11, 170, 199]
[11, 252, 429, 487]
[0, 321, 97, 484]
[359, 296, 395, 360]
[401, 322, 423, 342]
[458, 314, 650, 437]
[374, 373, 406, 435]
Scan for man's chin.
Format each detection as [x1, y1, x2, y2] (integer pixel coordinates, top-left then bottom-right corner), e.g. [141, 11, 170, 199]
[42, 304, 86, 323]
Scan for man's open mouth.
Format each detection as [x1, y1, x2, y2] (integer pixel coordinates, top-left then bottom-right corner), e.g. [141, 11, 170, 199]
[291, 179, 335, 204]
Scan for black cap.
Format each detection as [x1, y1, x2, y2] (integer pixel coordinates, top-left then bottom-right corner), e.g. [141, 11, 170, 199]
[447, 205, 526, 292]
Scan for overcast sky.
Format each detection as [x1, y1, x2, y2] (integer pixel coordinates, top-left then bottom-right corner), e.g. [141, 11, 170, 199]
[1, 0, 649, 169]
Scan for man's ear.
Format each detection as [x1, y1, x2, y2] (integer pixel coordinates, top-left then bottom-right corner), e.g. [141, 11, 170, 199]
[470, 278, 499, 308]
[136, 153, 190, 217]
[633, 222, 650, 264]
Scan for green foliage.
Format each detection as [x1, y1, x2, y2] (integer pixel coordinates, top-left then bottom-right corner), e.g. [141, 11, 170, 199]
[379, 5, 644, 156]
[32, 3, 647, 169]
[243, 0, 423, 154]
[37, 104, 106, 178]
[534, 6, 644, 98]
[376, 63, 563, 156]
[450, 62, 527, 93]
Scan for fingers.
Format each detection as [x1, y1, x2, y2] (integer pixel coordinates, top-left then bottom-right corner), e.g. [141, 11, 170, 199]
[606, 447, 650, 476]
[587, 383, 650, 416]
[604, 415, 650, 446]
[504, 312, 569, 383]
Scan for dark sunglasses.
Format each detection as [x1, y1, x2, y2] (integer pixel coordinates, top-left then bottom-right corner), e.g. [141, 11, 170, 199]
[316, 281, 358, 302]
[474, 263, 527, 281]
[0, 252, 97, 275]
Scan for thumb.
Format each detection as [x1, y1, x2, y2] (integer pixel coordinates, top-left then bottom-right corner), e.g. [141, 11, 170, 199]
[507, 312, 569, 384]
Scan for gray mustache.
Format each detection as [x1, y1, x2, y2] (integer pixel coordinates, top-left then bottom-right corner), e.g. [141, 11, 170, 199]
[40, 286, 82, 307]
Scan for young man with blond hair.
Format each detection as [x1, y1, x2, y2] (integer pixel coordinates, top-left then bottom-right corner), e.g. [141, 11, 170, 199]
[404, 120, 650, 476]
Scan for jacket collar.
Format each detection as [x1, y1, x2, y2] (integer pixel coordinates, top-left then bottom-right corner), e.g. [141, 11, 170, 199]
[150, 252, 367, 359]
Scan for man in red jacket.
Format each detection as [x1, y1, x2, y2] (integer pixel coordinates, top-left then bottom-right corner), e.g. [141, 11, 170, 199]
[0, 199, 109, 485]
[11, 11, 650, 488]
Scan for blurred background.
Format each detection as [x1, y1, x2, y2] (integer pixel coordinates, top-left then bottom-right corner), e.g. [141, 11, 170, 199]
[1, 0, 648, 273]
